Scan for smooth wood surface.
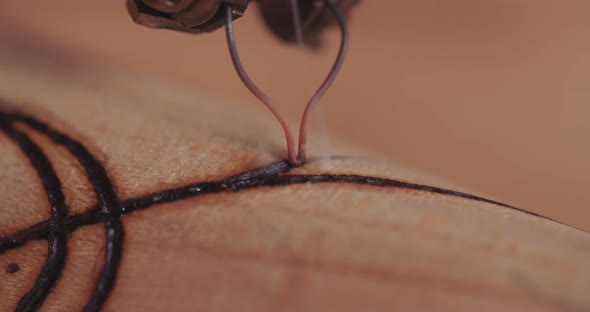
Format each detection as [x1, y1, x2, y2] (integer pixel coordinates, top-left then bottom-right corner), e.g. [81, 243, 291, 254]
[1, 1, 589, 229]
[0, 28, 589, 312]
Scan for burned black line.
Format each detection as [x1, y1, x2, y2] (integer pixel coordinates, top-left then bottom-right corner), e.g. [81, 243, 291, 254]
[3, 113, 123, 312]
[0, 117, 68, 312]
[1, 160, 575, 261]
[0, 110, 582, 312]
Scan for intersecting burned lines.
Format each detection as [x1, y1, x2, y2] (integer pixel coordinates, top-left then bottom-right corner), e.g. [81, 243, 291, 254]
[0, 109, 565, 312]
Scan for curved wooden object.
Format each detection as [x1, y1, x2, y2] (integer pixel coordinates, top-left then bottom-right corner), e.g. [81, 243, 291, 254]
[0, 29, 589, 312]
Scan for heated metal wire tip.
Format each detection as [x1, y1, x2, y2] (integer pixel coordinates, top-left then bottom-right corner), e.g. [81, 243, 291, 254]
[224, 0, 349, 166]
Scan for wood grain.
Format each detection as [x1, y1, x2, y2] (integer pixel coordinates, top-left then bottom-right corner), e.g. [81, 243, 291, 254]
[0, 27, 589, 312]
[1, 0, 589, 229]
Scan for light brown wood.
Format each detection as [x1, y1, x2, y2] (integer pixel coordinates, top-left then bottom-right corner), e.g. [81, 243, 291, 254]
[2, 0, 589, 229]
[0, 28, 589, 312]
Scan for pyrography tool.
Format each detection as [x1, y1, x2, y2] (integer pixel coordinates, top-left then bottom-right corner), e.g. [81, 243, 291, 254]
[127, 0, 359, 165]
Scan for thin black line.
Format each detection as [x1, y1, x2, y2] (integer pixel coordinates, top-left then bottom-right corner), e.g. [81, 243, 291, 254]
[0, 117, 68, 312]
[1, 158, 581, 260]
[1, 111, 585, 312]
[4, 113, 124, 312]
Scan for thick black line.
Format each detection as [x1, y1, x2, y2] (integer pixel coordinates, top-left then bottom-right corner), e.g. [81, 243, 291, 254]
[1, 158, 576, 261]
[0, 118, 68, 312]
[1, 110, 583, 312]
[4, 113, 124, 312]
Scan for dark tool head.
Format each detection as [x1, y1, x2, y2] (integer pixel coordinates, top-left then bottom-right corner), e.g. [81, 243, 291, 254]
[257, 0, 359, 48]
[127, 0, 358, 47]
[126, 0, 249, 33]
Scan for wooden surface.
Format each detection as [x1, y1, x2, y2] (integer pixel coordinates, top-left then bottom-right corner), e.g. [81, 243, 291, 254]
[0, 25, 590, 311]
[0, 1, 589, 230]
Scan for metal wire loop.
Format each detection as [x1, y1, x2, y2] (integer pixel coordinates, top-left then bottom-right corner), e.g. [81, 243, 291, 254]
[224, 0, 349, 165]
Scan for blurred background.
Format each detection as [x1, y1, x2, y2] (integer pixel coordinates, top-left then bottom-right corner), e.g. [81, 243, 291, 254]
[1, 1, 588, 230]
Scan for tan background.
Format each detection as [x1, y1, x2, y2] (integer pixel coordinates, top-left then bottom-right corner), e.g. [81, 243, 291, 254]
[0, 1, 588, 230]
